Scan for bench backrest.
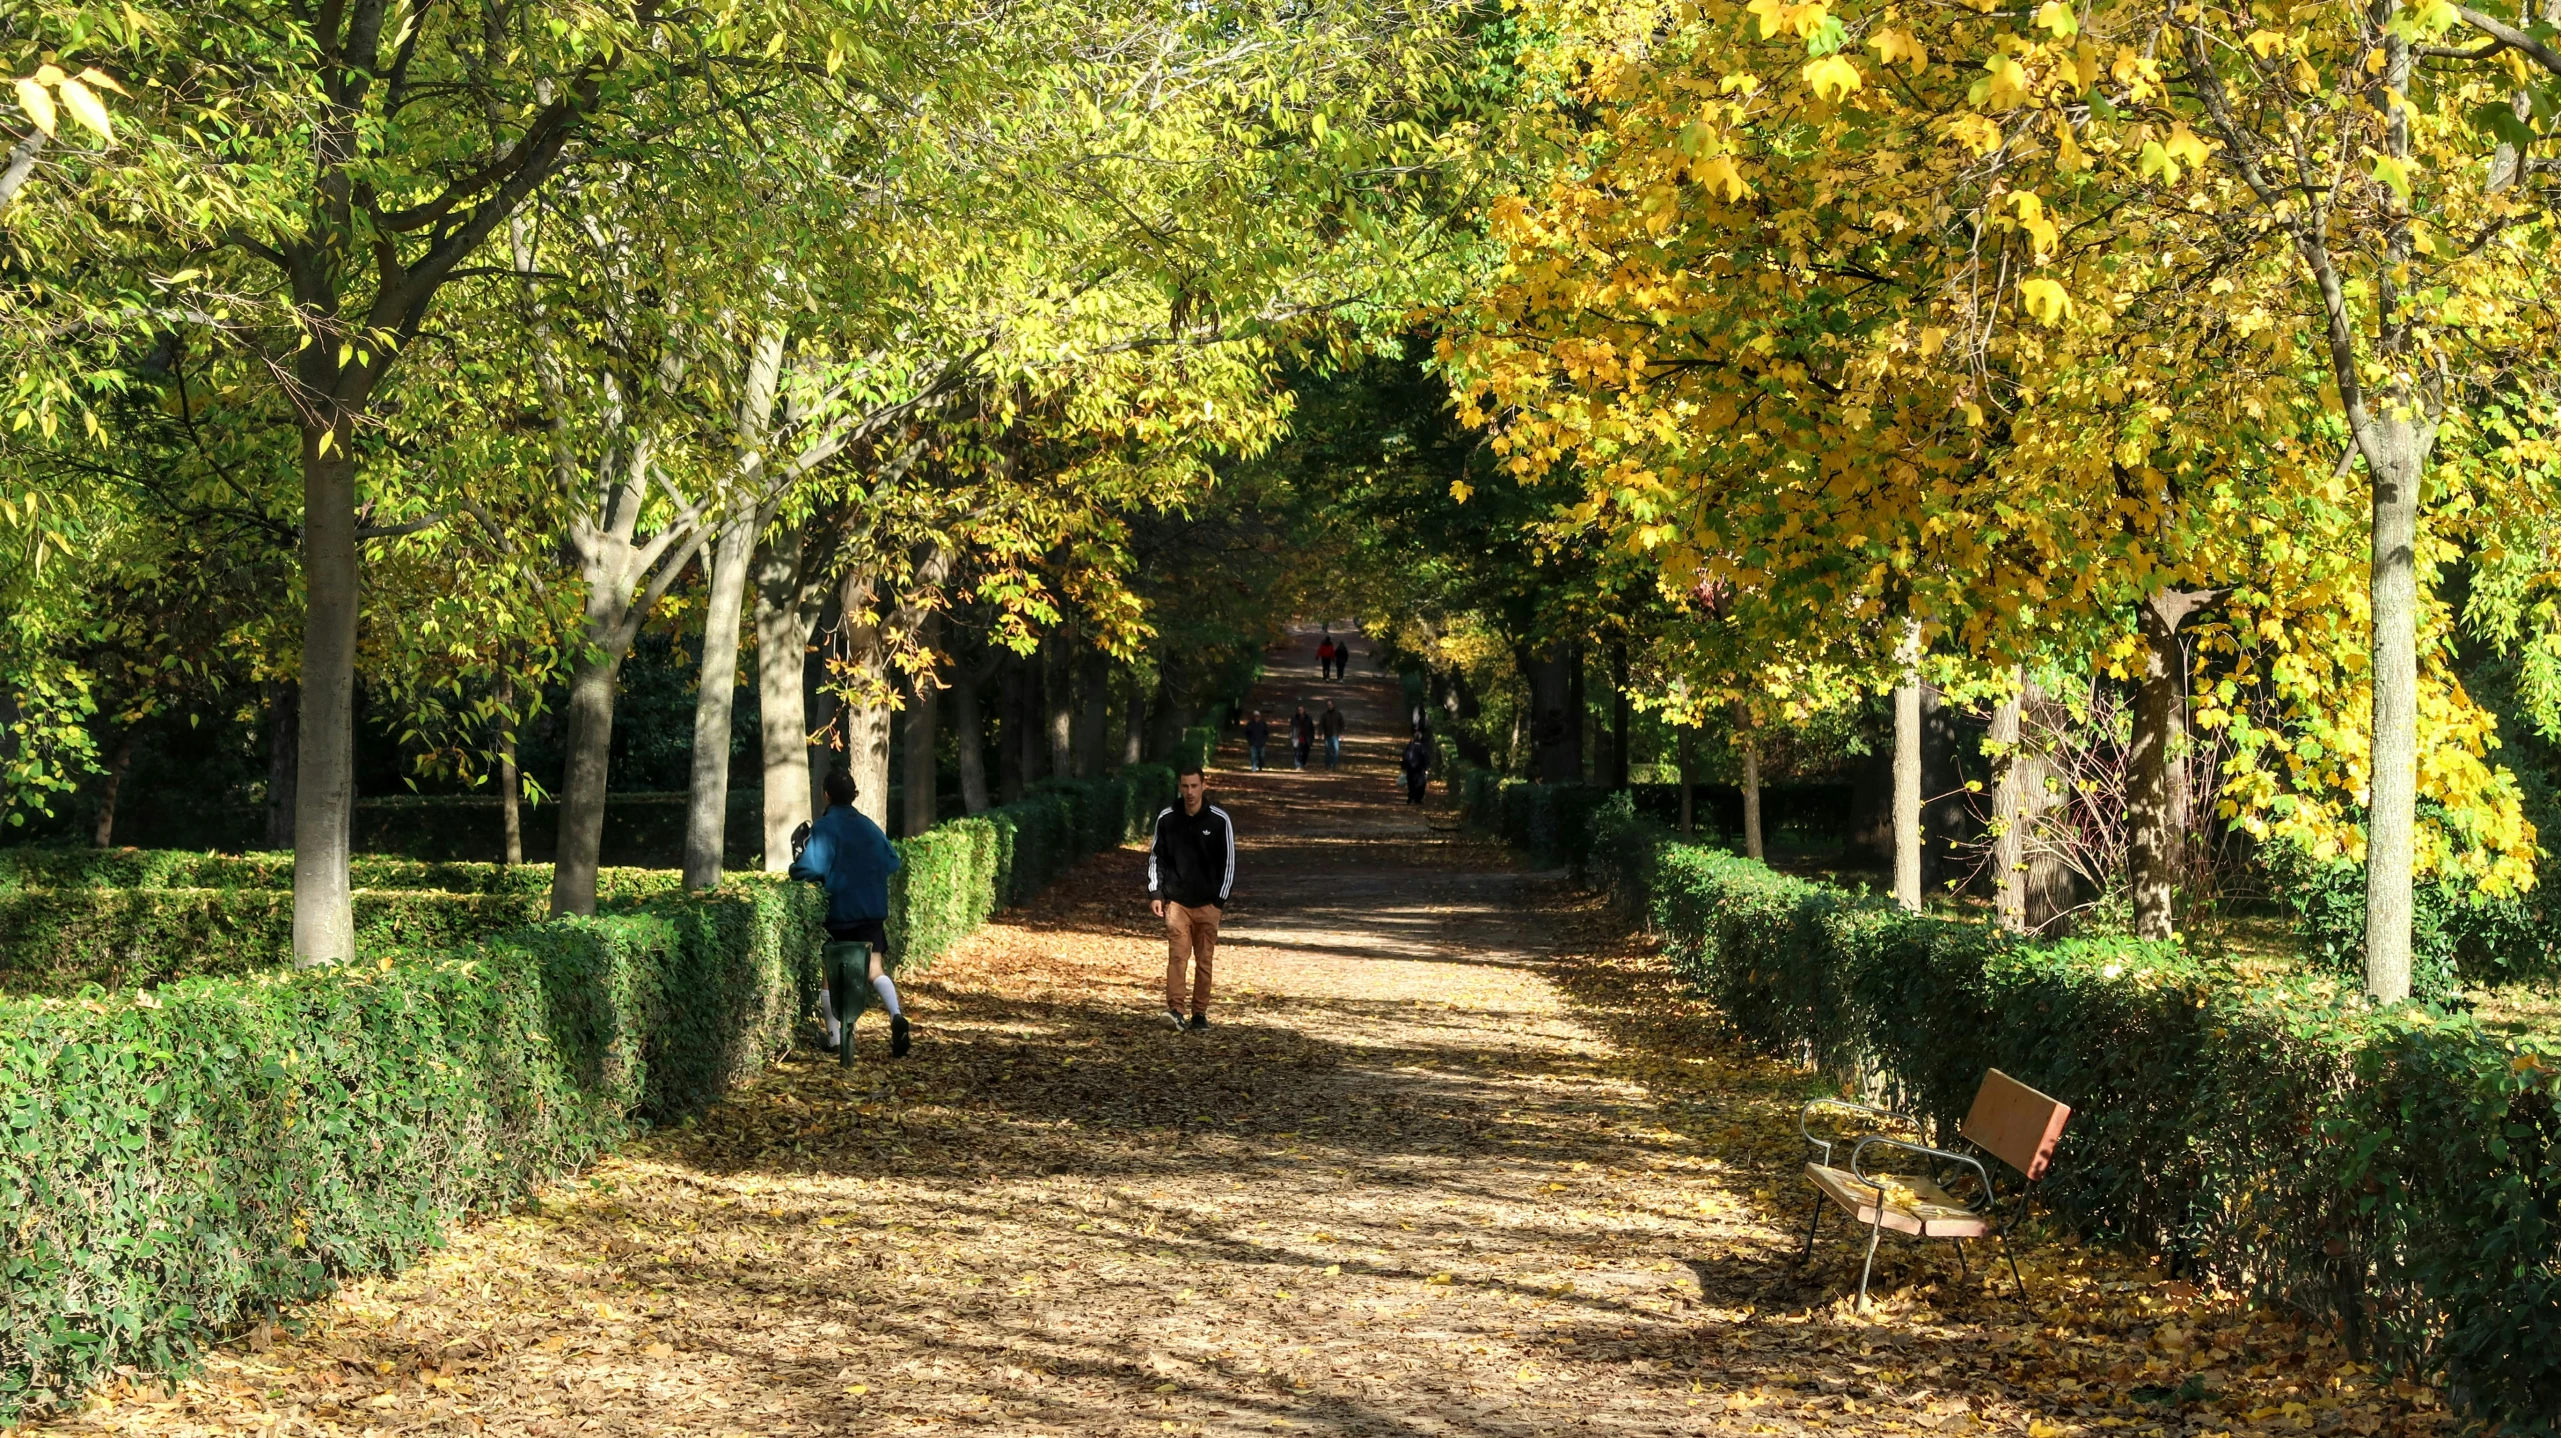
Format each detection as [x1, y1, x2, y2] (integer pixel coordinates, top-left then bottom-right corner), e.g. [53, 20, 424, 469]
[1959, 1069, 2072, 1181]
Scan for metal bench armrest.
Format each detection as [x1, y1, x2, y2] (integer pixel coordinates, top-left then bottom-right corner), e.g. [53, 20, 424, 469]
[1799, 1097, 1901, 1166]
[1848, 1136, 1997, 1215]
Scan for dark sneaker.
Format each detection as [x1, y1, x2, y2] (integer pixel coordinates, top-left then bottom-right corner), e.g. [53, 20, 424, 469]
[1189, 1012, 1212, 1031]
[1164, 1009, 1189, 1032]
[890, 1014, 912, 1058]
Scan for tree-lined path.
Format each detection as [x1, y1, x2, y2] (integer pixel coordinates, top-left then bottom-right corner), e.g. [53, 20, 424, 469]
[45, 632, 2429, 1438]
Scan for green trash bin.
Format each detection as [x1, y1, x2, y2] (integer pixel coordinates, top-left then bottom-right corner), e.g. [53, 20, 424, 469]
[825, 939, 871, 1068]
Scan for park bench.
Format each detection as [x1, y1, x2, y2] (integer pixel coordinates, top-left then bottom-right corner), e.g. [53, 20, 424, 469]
[1796, 1069, 2072, 1309]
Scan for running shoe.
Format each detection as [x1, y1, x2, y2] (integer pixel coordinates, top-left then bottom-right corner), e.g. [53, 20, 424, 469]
[1189, 1012, 1213, 1031]
[891, 1014, 912, 1058]
[1164, 1008, 1189, 1032]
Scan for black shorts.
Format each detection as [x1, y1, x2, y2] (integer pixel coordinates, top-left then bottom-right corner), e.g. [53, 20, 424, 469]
[825, 917, 890, 968]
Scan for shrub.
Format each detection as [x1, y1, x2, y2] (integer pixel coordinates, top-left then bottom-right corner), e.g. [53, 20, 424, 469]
[1176, 725, 1218, 774]
[1443, 756, 1607, 878]
[1587, 803, 2561, 1433]
[2267, 842, 2561, 995]
[0, 878, 823, 1417]
[0, 849, 685, 899]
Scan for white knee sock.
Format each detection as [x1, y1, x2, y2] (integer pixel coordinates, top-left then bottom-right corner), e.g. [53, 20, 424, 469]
[820, 988, 843, 1047]
[871, 973, 903, 1018]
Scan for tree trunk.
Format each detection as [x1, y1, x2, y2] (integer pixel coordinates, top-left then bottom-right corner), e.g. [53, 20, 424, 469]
[92, 728, 137, 847]
[1000, 656, 1031, 801]
[903, 616, 942, 837]
[1892, 620, 1923, 912]
[954, 667, 992, 813]
[1739, 715, 1764, 862]
[549, 643, 625, 917]
[2362, 420, 2427, 1001]
[1043, 635, 1075, 781]
[1074, 650, 1111, 778]
[1678, 726, 1695, 837]
[293, 438, 360, 965]
[683, 513, 757, 888]
[1610, 644, 1632, 790]
[497, 677, 522, 866]
[2128, 595, 2197, 940]
[1990, 675, 2026, 934]
[1528, 642, 1582, 783]
[837, 571, 894, 833]
[264, 679, 298, 851]
[1123, 688, 1146, 768]
[754, 524, 819, 871]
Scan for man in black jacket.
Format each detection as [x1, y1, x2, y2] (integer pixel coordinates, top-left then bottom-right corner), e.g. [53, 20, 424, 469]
[1148, 765, 1236, 1031]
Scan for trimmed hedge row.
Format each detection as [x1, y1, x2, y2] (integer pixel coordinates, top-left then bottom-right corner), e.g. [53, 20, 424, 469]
[0, 878, 821, 1416]
[1583, 799, 2561, 1432]
[1447, 761, 1609, 876]
[0, 768, 1169, 1417]
[0, 850, 686, 898]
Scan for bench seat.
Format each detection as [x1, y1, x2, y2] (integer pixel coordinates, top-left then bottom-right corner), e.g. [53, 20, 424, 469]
[1803, 1163, 1993, 1239]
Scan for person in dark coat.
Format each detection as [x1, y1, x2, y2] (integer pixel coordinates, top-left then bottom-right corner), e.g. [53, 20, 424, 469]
[788, 769, 910, 1056]
[1290, 705, 1316, 770]
[1402, 736, 1431, 805]
[1243, 710, 1271, 771]
[1319, 700, 1346, 768]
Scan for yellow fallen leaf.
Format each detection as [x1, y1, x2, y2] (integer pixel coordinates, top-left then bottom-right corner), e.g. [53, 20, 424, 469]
[642, 1342, 674, 1359]
[845, 1383, 869, 1396]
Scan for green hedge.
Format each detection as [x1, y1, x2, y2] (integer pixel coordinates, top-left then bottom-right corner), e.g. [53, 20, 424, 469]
[1445, 756, 1608, 877]
[0, 877, 822, 1416]
[0, 768, 1195, 1416]
[1584, 799, 2561, 1432]
[0, 849, 685, 898]
[0, 868, 689, 996]
[1175, 725, 1218, 773]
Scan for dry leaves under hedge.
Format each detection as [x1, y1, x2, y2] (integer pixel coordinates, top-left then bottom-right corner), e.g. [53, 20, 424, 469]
[34, 643, 2447, 1438]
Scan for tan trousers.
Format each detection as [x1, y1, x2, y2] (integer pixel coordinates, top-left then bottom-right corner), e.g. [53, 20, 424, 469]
[1164, 902, 1221, 1014]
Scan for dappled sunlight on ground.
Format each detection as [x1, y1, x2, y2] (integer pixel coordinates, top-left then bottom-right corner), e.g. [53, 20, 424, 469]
[41, 628, 2446, 1438]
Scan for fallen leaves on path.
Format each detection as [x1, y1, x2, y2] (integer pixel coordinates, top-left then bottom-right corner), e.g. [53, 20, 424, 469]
[34, 641, 2451, 1437]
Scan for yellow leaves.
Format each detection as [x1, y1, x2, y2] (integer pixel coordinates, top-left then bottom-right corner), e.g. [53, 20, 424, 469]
[1869, 28, 1928, 73]
[11, 64, 121, 141]
[1949, 113, 2003, 156]
[2007, 191, 2060, 258]
[2018, 277, 2073, 326]
[1449, 480, 1473, 504]
[2137, 123, 2213, 185]
[2033, 1, 2079, 38]
[2245, 29, 2290, 59]
[2111, 45, 2163, 100]
[1971, 54, 2033, 111]
[1694, 153, 1750, 201]
[1918, 326, 1949, 358]
[2054, 120, 2087, 175]
[1802, 54, 1863, 102]
[2292, 55, 2322, 92]
[1748, 0, 1835, 40]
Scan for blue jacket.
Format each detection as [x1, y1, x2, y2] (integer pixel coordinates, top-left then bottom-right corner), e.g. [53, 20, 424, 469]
[788, 805, 901, 927]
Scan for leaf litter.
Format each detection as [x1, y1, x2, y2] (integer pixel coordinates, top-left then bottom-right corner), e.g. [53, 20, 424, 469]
[29, 700, 2449, 1438]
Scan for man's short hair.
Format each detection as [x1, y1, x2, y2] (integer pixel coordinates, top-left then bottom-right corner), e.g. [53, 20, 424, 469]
[1177, 763, 1206, 781]
[823, 769, 856, 806]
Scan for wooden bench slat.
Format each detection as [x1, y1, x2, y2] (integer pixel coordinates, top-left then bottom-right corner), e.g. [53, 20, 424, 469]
[1804, 1163, 1993, 1239]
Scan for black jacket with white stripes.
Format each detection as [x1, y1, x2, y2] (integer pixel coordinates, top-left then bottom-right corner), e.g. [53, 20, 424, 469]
[1147, 801, 1235, 908]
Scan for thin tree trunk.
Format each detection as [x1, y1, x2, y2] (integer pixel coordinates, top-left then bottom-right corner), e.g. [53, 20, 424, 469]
[683, 514, 757, 887]
[903, 615, 942, 837]
[954, 668, 992, 813]
[265, 680, 298, 851]
[1043, 635, 1075, 781]
[92, 729, 137, 847]
[1610, 644, 1631, 790]
[1893, 620, 1923, 912]
[1738, 714, 1764, 861]
[1123, 689, 1146, 768]
[550, 643, 626, 916]
[2128, 590, 2221, 941]
[1075, 650, 1110, 778]
[1000, 657, 1031, 801]
[1528, 642, 1581, 782]
[497, 677, 522, 866]
[754, 525, 828, 870]
[2363, 423, 2426, 1000]
[293, 438, 360, 965]
[1990, 674, 2026, 934]
[1678, 726, 1695, 837]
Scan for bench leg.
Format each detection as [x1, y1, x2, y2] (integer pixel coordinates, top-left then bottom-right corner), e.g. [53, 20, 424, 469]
[1856, 1218, 1884, 1310]
[1954, 1238, 1969, 1278]
[2000, 1230, 2029, 1302]
[1799, 1193, 1825, 1265]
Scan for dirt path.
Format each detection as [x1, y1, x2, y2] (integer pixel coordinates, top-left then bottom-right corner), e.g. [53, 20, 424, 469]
[47, 629, 2438, 1438]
